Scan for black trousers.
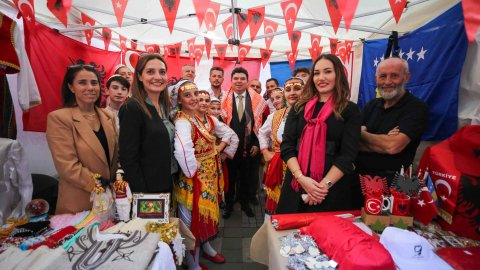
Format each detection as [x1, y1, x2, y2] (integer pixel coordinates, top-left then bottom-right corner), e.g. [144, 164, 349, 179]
[225, 154, 260, 208]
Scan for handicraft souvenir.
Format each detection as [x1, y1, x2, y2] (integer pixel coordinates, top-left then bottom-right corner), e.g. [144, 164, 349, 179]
[132, 193, 170, 223]
[112, 169, 133, 221]
[90, 174, 115, 223]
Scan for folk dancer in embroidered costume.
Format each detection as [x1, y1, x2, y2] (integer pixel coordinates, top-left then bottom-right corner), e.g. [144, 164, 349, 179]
[173, 81, 236, 268]
[259, 78, 305, 214]
[112, 169, 132, 221]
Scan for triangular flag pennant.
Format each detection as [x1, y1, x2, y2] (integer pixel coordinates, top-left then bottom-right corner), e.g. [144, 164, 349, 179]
[193, 45, 204, 65]
[388, 0, 407, 24]
[248, 7, 265, 42]
[13, 0, 36, 29]
[281, 0, 302, 40]
[259, 48, 272, 68]
[47, 0, 72, 27]
[335, 42, 347, 63]
[310, 33, 322, 50]
[170, 42, 182, 60]
[336, 0, 359, 31]
[214, 44, 228, 61]
[193, 0, 208, 28]
[263, 19, 278, 50]
[289, 30, 302, 54]
[308, 47, 322, 61]
[130, 40, 137, 50]
[119, 35, 127, 64]
[222, 16, 234, 50]
[159, 0, 180, 34]
[325, 0, 342, 34]
[329, 38, 338, 54]
[144, 44, 160, 53]
[187, 37, 196, 62]
[204, 37, 212, 59]
[286, 50, 299, 70]
[111, 0, 128, 27]
[102, 28, 112, 50]
[237, 13, 249, 39]
[81, 13, 95, 46]
[344, 40, 353, 63]
[238, 44, 251, 64]
[204, 1, 220, 32]
[462, 0, 480, 43]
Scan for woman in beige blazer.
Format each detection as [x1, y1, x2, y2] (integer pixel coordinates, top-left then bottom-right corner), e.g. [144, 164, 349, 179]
[46, 65, 118, 214]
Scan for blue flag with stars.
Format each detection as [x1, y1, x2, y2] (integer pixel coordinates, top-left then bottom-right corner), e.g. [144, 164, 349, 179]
[359, 3, 467, 140]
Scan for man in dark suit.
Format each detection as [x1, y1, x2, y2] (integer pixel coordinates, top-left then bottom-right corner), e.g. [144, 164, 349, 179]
[221, 67, 267, 218]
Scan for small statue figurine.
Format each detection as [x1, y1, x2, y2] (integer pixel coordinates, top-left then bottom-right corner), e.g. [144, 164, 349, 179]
[90, 173, 115, 223]
[112, 169, 133, 221]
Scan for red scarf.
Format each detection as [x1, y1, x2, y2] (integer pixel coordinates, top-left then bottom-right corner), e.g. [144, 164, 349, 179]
[292, 95, 334, 192]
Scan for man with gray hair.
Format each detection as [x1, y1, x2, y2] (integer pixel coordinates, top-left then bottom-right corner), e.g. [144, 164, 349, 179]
[353, 57, 429, 208]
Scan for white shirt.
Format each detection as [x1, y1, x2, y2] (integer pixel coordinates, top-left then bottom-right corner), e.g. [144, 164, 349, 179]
[258, 112, 286, 151]
[207, 88, 225, 102]
[234, 91, 246, 112]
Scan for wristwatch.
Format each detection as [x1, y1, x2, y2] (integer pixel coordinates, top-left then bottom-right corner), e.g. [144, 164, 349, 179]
[324, 179, 333, 189]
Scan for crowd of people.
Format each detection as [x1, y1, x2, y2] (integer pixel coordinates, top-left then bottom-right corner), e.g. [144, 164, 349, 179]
[45, 53, 428, 269]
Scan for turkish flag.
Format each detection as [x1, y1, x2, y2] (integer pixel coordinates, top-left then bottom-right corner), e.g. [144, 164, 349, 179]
[111, 0, 128, 27]
[248, 7, 265, 42]
[214, 44, 228, 61]
[329, 38, 338, 54]
[286, 50, 299, 70]
[388, 0, 407, 24]
[187, 37, 196, 62]
[237, 13, 249, 39]
[13, 0, 35, 29]
[22, 22, 121, 131]
[238, 44, 251, 64]
[310, 33, 322, 50]
[81, 13, 95, 46]
[308, 47, 322, 61]
[119, 35, 127, 64]
[336, 0, 359, 31]
[193, 45, 204, 65]
[46, 0, 71, 28]
[259, 48, 272, 68]
[204, 1, 220, 32]
[289, 30, 302, 54]
[159, 0, 180, 34]
[263, 19, 278, 50]
[281, 0, 302, 40]
[204, 37, 212, 59]
[335, 42, 347, 63]
[144, 44, 160, 53]
[462, 0, 480, 43]
[193, 0, 208, 27]
[325, 0, 342, 34]
[411, 184, 438, 225]
[222, 16, 234, 40]
[102, 28, 112, 50]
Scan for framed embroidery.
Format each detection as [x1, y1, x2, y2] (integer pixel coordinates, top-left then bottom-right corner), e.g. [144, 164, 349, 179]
[132, 193, 170, 223]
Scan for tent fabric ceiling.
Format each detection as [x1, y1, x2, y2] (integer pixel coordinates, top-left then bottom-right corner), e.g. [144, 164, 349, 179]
[2, 0, 460, 61]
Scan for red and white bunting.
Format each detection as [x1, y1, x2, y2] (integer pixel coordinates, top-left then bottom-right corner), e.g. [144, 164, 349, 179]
[285, 50, 299, 70]
[159, 0, 180, 34]
[187, 37, 196, 62]
[102, 27, 112, 50]
[310, 33, 322, 50]
[13, 0, 36, 29]
[130, 40, 137, 50]
[204, 1, 220, 32]
[144, 44, 160, 53]
[263, 19, 278, 50]
[119, 35, 127, 64]
[329, 38, 338, 55]
[344, 40, 353, 64]
[281, 0, 302, 40]
[171, 42, 182, 60]
[335, 42, 347, 63]
[461, 0, 480, 43]
[237, 13, 249, 39]
[336, 0, 359, 31]
[325, 0, 342, 34]
[81, 13, 95, 46]
[214, 44, 228, 61]
[111, 0, 128, 27]
[193, 44, 204, 65]
[308, 46, 322, 61]
[238, 44, 251, 64]
[47, 0, 71, 27]
[388, 0, 407, 24]
[193, 0, 208, 28]
[248, 6, 265, 42]
[289, 30, 302, 54]
[259, 48, 272, 68]
[204, 37, 212, 59]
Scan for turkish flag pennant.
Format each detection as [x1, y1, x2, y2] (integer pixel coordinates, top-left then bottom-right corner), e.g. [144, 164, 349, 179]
[159, 0, 180, 34]
[289, 30, 302, 54]
[130, 40, 137, 50]
[344, 40, 353, 63]
[237, 13, 249, 39]
[325, 0, 342, 34]
[310, 33, 322, 50]
[263, 19, 278, 50]
[248, 7, 265, 42]
[388, 0, 407, 24]
[47, 0, 72, 28]
[187, 37, 196, 62]
[102, 28, 112, 50]
[281, 0, 302, 40]
[336, 0, 359, 31]
[144, 44, 160, 53]
[308, 47, 322, 61]
[111, 0, 128, 27]
[329, 38, 338, 54]
[286, 50, 299, 70]
[214, 44, 228, 61]
[193, 0, 208, 28]
[462, 0, 480, 43]
[81, 13, 95, 46]
[237, 44, 251, 64]
[222, 16, 234, 50]
[13, 0, 36, 29]
[119, 35, 127, 64]
[204, 37, 212, 59]
[335, 42, 347, 63]
[204, 1, 220, 32]
[411, 157, 439, 226]
[193, 45, 204, 65]
[259, 48, 272, 68]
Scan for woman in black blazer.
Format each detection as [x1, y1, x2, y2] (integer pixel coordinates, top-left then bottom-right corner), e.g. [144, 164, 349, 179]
[119, 54, 176, 193]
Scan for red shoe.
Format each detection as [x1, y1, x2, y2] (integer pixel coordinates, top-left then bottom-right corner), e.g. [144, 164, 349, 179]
[203, 252, 226, 264]
[199, 262, 209, 270]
